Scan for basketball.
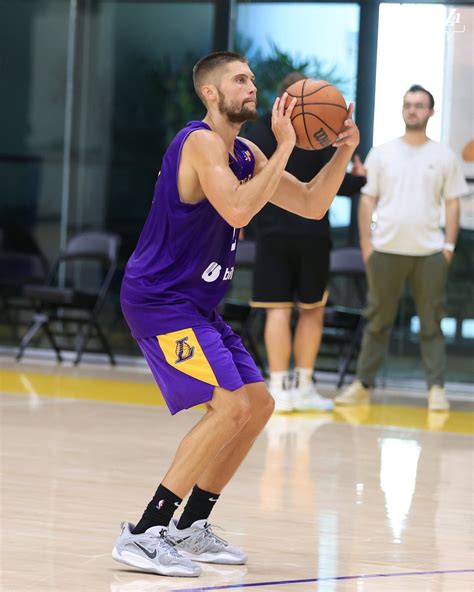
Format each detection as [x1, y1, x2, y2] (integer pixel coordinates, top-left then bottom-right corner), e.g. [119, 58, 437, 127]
[285, 79, 348, 150]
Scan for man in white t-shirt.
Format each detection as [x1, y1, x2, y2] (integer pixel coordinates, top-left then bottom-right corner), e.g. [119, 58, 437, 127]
[335, 85, 468, 411]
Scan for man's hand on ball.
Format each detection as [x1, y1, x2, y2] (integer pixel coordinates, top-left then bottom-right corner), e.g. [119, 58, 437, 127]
[272, 92, 297, 150]
[333, 103, 360, 149]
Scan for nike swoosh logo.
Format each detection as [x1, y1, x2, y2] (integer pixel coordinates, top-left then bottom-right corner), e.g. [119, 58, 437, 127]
[209, 497, 219, 502]
[134, 542, 157, 559]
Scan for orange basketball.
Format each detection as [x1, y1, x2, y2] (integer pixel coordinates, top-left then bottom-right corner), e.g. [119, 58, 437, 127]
[285, 79, 348, 150]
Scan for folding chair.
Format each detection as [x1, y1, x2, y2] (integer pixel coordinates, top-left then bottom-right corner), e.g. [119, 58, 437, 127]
[16, 231, 121, 365]
[322, 247, 367, 388]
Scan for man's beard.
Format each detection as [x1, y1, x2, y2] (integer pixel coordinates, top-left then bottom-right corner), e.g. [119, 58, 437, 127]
[217, 89, 257, 124]
[404, 117, 429, 131]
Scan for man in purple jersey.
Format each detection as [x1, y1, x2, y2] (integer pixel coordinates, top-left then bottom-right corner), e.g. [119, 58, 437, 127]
[113, 51, 359, 577]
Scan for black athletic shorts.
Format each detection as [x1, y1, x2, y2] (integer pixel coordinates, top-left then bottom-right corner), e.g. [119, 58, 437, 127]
[250, 234, 331, 309]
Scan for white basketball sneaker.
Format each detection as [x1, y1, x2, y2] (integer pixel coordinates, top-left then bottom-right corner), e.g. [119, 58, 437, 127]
[292, 383, 334, 412]
[269, 372, 293, 412]
[334, 380, 370, 406]
[428, 385, 450, 411]
[112, 522, 201, 577]
[167, 519, 248, 565]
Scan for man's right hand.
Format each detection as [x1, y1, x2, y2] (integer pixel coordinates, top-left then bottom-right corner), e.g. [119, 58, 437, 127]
[271, 92, 297, 151]
[361, 242, 373, 263]
[351, 154, 367, 177]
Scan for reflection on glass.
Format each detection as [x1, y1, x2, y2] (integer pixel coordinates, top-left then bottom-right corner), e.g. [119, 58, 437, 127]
[379, 437, 421, 543]
[374, 4, 446, 145]
[236, 3, 360, 106]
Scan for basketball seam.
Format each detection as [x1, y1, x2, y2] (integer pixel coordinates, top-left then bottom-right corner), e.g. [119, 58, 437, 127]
[299, 112, 341, 137]
[299, 79, 316, 150]
[286, 83, 333, 99]
[300, 102, 347, 110]
[291, 111, 341, 144]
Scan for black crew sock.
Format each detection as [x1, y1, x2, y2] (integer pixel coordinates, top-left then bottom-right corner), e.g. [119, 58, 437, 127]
[132, 484, 182, 534]
[177, 485, 220, 530]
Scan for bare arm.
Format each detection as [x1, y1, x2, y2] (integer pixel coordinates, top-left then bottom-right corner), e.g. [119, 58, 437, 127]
[189, 95, 297, 228]
[248, 104, 360, 219]
[358, 193, 377, 262]
[443, 197, 460, 263]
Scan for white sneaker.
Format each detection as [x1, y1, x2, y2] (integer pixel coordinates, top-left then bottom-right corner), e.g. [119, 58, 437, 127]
[112, 522, 201, 577]
[167, 519, 247, 565]
[292, 384, 333, 412]
[271, 386, 293, 412]
[428, 386, 450, 411]
[334, 380, 370, 406]
[268, 372, 293, 412]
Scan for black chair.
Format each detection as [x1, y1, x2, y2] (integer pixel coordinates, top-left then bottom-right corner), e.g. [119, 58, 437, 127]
[16, 231, 121, 365]
[219, 240, 266, 373]
[321, 247, 367, 388]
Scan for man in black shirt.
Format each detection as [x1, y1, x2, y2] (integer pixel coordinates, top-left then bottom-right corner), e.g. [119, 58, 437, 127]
[245, 72, 366, 412]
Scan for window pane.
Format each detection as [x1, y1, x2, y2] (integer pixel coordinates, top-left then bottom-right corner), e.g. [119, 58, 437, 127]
[0, 1, 214, 355]
[70, 1, 214, 356]
[236, 2, 359, 106]
[373, 4, 474, 384]
[0, 0, 69, 263]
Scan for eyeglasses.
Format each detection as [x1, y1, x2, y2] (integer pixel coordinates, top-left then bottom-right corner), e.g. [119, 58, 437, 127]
[403, 102, 430, 110]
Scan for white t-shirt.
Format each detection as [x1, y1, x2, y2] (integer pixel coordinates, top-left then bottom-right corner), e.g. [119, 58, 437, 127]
[361, 138, 469, 256]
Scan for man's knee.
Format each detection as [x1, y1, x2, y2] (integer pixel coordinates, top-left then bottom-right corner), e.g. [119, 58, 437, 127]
[261, 389, 275, 418]
[266, 307, 292, 324]
[419, 320, 442, 339]
[417, 301, 445, 339]
[245, 383, 275, 421]
[223, 395, 252, 432]
[298, 305, 324, 325]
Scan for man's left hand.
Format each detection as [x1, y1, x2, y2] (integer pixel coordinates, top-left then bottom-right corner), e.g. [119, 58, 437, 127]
[443, 250, 454, 264]
[351, 154, 367, 176]
[332, 102, 360, 150]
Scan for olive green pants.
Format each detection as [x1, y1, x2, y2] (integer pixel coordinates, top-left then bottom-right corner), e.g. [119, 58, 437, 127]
[356, 250, 448, 388]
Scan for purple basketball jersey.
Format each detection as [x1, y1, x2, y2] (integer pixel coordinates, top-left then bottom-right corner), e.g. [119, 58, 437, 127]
[121, 121, 255, 338]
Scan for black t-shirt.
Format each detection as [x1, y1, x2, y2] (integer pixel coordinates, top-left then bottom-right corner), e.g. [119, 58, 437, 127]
[244, 112, 366, 238]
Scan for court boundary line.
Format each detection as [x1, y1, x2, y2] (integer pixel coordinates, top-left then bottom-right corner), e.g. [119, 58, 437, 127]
[170, 568, 474, 591]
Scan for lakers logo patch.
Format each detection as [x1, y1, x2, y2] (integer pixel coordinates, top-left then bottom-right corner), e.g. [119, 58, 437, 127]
[175, 336, 195, 364]
[157, 328, 219, 386]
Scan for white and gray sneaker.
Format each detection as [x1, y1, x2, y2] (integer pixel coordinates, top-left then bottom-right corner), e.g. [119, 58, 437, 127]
[112, 522, 201, 577]
[167, 519, 247, 565]
[292, 384, 334, 412]
[269, 372, 293, 412]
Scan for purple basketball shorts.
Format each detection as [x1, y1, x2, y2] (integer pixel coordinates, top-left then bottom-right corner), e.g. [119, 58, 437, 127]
[136, 315, 264, 414]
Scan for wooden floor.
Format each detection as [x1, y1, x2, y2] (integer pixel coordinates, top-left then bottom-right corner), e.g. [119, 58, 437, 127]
[1, 361, 473, 592]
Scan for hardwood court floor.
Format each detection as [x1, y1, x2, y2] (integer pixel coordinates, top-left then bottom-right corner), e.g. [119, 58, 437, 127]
[1, 362, 473, 592]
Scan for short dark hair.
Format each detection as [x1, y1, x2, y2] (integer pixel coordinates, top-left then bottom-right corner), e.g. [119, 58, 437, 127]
[279, 71, 305, 96]
[405, 84, 435, 109]
[193, 51, 248, 104]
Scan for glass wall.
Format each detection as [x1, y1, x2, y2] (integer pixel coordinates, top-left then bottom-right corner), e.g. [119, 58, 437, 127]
[373, 3, 474, 384]
[235, 1, 360, 244]
[1, 0, 70, 269]
[1, 0, 472, 386]
[0, 0, 213, 355]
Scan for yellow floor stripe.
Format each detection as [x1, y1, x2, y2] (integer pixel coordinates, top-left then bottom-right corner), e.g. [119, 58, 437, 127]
[0, 369, 167, 407]
[332, 404, 473, 435]
[1, 369, 472, 434]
